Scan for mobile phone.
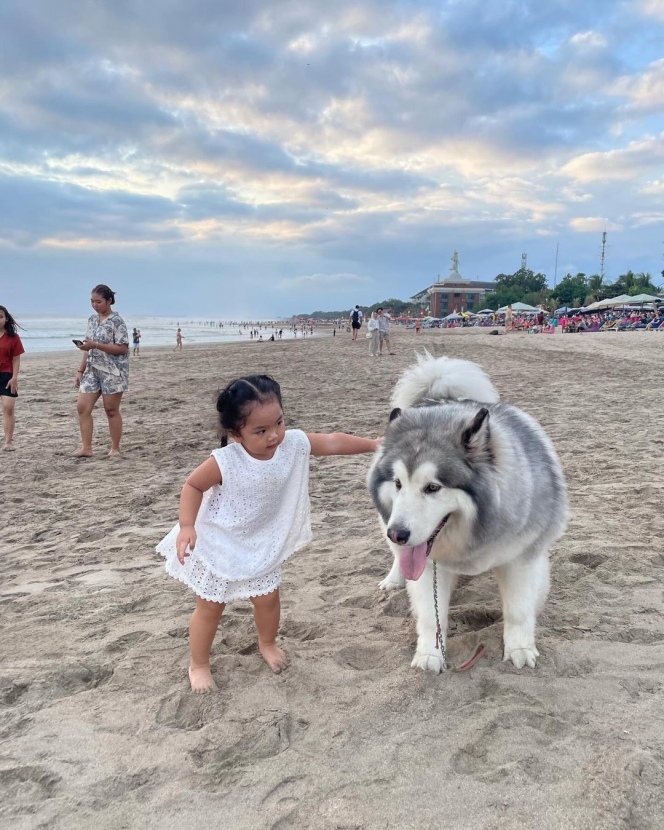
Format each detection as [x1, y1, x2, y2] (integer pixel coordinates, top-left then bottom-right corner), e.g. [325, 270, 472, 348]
[72, 339, 84, 346]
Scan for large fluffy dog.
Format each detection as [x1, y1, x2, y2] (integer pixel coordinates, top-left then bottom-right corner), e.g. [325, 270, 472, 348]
[368, 353, 568, 673]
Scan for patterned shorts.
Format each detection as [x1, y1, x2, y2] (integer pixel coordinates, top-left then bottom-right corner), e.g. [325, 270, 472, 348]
[79, 366, 128, 395]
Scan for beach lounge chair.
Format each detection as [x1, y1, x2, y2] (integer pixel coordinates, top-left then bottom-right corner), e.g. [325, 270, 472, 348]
[580, 322, 601, 333]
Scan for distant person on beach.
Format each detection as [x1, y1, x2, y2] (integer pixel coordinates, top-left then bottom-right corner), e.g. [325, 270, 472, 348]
[415, 318, 422, 336]
[505, 305, 514, 332]
[0, 305, 25, 451]
[367, 311, 380, 357]
[349, 305, 363, 341]
[377, 308, 394, 355]
[173, 328, 184, 351]
[132, 328, 141, 356]
[156, 375, 381, 691]
[74, 285, 129, 458]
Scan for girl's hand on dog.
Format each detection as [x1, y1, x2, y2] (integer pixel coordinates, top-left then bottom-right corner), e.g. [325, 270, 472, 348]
[176, 526, 197, 564]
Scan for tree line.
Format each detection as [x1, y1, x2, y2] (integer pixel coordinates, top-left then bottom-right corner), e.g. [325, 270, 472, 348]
[294, 269, 662, 319]
[483, 267, 662, 311]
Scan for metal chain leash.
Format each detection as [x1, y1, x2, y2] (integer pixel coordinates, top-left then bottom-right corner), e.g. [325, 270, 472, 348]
[432, 561, 450, 670]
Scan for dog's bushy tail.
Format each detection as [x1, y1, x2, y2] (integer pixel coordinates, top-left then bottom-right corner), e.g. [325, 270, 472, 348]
[390, 352, 499, 410]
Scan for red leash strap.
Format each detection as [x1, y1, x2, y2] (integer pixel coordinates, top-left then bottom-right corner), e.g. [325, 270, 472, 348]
[453, 642, 486, 672]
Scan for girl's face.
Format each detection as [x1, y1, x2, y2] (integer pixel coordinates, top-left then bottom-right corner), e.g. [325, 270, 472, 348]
[91, 292, 112, 316]
[0, 309, 6, 331]
[231, 399, 286, 460]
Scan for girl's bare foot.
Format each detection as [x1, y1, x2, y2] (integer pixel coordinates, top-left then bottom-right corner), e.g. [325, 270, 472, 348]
[189, 665, 217, 693]
[74, 448, 93, 458]
[108, 448, 120, 457]
[259, 642, 288, 673]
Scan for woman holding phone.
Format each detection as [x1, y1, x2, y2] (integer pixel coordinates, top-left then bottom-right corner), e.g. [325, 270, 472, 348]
[75, 285, 129, 457]
[0, 305, 25, 451]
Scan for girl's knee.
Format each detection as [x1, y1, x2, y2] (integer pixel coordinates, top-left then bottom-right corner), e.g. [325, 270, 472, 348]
[194, 597, 225, 617]
[251, 589, 280, 610]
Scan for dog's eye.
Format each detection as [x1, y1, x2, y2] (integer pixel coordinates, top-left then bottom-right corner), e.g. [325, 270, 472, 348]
[394, 479, 402, 490]
[424, 483, 441, 494]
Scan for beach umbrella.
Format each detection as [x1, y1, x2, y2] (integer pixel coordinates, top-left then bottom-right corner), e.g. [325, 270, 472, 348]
[592, 294, 633, 309]
[476, 309, 494, 315]
[497, 302, 539, 313]
[444, 312, 463, 321]
[622, 293, 662, 304]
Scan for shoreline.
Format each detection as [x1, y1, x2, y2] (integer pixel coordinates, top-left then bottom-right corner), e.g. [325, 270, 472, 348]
[21, 328, 334, 362]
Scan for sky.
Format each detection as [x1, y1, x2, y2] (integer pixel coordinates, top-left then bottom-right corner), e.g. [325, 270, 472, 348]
[1, 0, 664, 318]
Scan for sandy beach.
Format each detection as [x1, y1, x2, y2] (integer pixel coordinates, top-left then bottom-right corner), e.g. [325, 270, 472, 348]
[1, 327, 663, 830]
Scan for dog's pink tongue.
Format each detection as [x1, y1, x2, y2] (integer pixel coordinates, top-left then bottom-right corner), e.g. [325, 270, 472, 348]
[398, 542, 428, 581]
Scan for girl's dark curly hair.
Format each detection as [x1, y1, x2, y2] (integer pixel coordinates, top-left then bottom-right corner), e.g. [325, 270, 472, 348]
[216, 375, 282, 447]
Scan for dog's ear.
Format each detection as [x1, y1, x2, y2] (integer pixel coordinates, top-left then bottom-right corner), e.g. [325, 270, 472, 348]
[461, 408, 491, 461]
[389, 407, 402, 423]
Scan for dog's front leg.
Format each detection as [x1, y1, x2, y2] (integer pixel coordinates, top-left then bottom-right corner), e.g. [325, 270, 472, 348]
[378, 541, 406, 591]
[407, 562, 457, 674]
[494, 552, 549, 669]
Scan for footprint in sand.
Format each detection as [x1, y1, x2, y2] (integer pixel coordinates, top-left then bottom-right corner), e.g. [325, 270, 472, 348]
[156, 691, 227, 731]
[34, 663, 112, 702]
[452, 708, 571, 782]
[104, 631, 152, 653]
[334, 646, 385, 670]
[280, 620, 324, 642]
[190, 714, 309, 787]
[0, 765, 61, 803]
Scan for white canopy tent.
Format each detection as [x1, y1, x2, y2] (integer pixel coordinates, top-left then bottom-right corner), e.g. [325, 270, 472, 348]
[587, 294, 635, 310]
[497, 302, 540, 313]
[624, 293, 661, 304]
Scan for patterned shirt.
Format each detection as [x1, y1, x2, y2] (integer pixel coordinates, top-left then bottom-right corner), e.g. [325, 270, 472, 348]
[85, 312, 130, 380]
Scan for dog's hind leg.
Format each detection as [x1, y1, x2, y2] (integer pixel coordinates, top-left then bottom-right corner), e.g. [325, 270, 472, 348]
[494, 552, 550, 669]
[407, 563, 457, 674]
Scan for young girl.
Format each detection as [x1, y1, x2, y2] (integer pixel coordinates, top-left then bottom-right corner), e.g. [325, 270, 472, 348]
[157, 375, 380, 692]
[0, 305, 25, 451]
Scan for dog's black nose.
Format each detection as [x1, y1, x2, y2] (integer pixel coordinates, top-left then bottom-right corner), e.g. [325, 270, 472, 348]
[387, 527, 410, 545]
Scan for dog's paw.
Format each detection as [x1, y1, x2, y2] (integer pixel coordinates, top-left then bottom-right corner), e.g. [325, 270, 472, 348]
[503, 645, 539, 670]
[378, 573, 406, 591]
[411, 652, 447, 674]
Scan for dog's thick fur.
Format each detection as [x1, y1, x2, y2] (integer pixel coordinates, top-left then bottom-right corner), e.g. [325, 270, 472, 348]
[367, 353, 568, 673]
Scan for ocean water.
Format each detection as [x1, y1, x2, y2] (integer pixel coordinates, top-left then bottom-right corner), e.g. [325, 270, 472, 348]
[15, 315, 293, 353]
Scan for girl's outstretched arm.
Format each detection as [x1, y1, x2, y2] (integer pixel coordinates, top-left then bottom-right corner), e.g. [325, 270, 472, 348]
[176, 457, 223, 563]
[307, 433, 381, 457]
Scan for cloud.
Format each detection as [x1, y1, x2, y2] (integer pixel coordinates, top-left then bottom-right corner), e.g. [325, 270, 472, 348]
[560, 133, 664, 181]
[569, 217, 623, 232]
[278, 272, 372, 290]
[0, 173, 181, 247]
[610, 58, 664, 115]
[639, 0, 664, 20]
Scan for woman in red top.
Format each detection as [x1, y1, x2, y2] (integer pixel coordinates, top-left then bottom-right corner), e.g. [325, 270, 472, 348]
[0, 305, 25, 451]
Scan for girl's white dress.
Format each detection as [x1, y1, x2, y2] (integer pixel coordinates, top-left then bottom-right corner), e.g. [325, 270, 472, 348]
[157, 429, 312, 603]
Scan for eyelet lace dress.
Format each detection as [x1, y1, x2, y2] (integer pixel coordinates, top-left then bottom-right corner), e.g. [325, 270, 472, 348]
[157, 429, 312, 603]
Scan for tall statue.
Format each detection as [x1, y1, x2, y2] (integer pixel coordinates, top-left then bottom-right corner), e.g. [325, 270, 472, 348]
[450, 250, 460, 278]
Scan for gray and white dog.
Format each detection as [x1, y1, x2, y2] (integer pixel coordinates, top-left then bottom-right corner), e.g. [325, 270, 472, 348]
[368, 353, 568, 673]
